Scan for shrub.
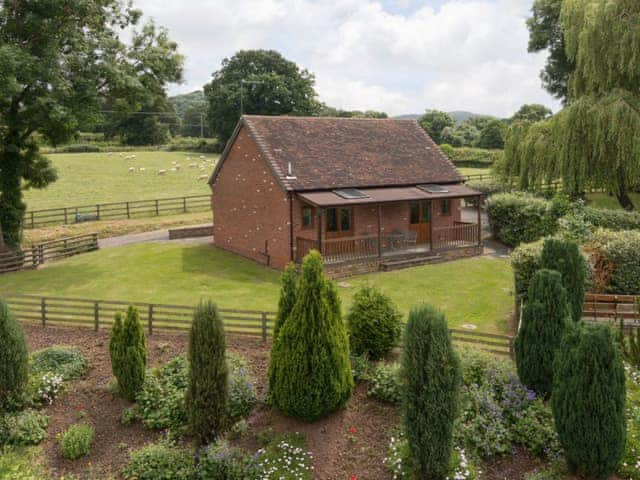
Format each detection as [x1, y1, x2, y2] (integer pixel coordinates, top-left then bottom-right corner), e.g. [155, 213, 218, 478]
[512, 398, 561, 459]
[445, 146, 503, 168]
[31, 346, 89, 380]
[59, 423, 94, 460]
[187, 301, 228, 445]
[589, 229, 640, 295]
[347, 286, 402, 360]
[583, 206, 640, 231]
[0, 409, 49, 446]
[123, 440, 196, 480]
[368, 363, 402, 404]
[272, 262, 298, 340]
[197, 441, 246, 479]
[486, 193, 562, 247]
[0, 298, 29, 411]
[619, 367, 640, 480]
[32, 372, 64, 406]
[269, 251, 353, 421]
[111, 307, 147, 401]
[350, 353, 374, 382]
[540, 238, 586, 322]
[246, 433, 312, 479]
[401, 305, 461, 480]
[515, 270, 572, 398]
[552, 323, 626, 478]
[226, 355, 256, 423]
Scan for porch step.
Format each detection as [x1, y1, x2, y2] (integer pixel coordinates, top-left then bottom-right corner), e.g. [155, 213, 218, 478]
[380, 254, 443, 271]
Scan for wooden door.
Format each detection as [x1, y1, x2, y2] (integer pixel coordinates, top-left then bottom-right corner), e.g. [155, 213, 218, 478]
[409, 200, 431, 244]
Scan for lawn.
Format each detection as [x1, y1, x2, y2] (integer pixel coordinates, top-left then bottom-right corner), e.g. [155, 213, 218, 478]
[585, 192, 640, 210]
[0, 243, 514, 333]
[23, 151, 218, 210]
[457, 166, 492, 177]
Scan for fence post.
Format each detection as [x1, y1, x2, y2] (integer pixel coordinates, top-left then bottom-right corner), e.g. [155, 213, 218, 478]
[40, 297, 46, 327]
[31, 246, 38, 268]
[155, 200, 159, 216]
[261, 312, 268, 342]
[38, 245, 44, 265]
[94, 302, 99, 331]
[126, 202, 131, 219]
[183, 197, 187, 213]
[92, 233, 98, 251]
[96, 204, 101, 220]
[64, 208, 68, 225]
[148, 304, 154, 335]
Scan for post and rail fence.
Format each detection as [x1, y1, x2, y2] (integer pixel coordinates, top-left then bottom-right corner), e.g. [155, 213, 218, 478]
[0, 234, 98, 274]
[4, 294, 514, 356]
[23, 194, 211, 229]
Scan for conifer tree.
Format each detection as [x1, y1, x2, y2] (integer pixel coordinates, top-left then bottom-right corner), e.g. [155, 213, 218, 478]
[186, 301, 228, 445]
[268, 250, 353, 421]
[552, 323, 626, 478]
[401, 305, 461, 480]
[109, 312, 124, 381]
[112, 307, 147, 401]
[515, 269, 571, 398]
[540, 238, 586, 322]
[0, 298, 28, 410]
[272, 262, 298, 340]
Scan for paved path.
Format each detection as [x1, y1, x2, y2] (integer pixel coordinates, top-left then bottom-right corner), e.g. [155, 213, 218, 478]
[98, 228, 210, 249]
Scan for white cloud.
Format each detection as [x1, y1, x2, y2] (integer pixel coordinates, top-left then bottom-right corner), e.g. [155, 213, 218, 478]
[134, 0, 560, 117]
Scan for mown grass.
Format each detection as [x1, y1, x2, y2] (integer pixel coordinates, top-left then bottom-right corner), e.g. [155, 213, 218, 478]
[585, 192, 640, 211]
[0, 243, 513, 333]
[456, 167, 492, 177]
[23, 151, 218, 210]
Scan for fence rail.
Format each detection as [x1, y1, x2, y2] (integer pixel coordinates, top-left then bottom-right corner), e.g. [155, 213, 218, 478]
[5, 294, 513, 355]
[583, 293, 639, 326]
[24, 194, 211, 229]
[432, 223, 480, 250]
[0, 234, 98, 274]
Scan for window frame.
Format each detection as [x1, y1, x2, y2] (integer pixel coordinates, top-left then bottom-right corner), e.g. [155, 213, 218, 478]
[301, 205, 314, 229]
[441, 198, 452, 216]
[326, 207, 353, 233]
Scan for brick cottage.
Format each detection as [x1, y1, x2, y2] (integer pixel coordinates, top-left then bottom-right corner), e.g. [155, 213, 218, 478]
[209, 115, 483, 275]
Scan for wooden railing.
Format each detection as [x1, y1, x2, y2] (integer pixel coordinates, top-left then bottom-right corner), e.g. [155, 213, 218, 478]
[322, 235, 379, 264]
[0, 234, 98, 274]
[24, 194, 211, 229]
[5, 295, 274, 341]
[432, 223, 480, 250]
[295, 237, 319, 262]
[583, 293, 639, 326]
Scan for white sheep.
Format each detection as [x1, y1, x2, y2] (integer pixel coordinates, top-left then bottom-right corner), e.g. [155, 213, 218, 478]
[158, 169, 167, 176]
[128, 167, 135, 173]
[199, 155, 206, 159]
[189, 163, 197, 168]
[170, 167, 177, 172]
[172, 161, 177, 165]
[199, 174, 209, 180]
[139, 167, 146, 172]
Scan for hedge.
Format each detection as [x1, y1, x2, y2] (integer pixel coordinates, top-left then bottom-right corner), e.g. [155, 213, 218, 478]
[441, 146, 503, 168]
[583, 207, 640, 231]
[589, 229, 640, 295]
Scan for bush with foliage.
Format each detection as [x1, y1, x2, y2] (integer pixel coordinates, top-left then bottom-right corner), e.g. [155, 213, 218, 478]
[583, 206, 640, 231]
[269, 250, 353, 421]
[589, 229, 640, 295]
[246, 433, 313, 479]
[443, 146, 503, 168]
[123, 439, 196, 480]
[350, 353, 374, 382]
[31, 372, 64, 406]
[619, 365, 640, 480]
[401, 305, 461, 479]
[367, 363, 402, 404]
[0, 409, 49, 446]
[0, 446, 49, 479]
[197, 441, 246, 479]
[0, 298, 29, 411]
[486, 193, 563, 247]
[31, 346, 89, 380]
[186, 301, 228, 445]
[166, 136, 222, 153]
[272, 262, 298, 340]
[515, 269, 572, 398]
[552, 323, 626, 478]
[347, 286, 402, 360]
[540, 238, 586, 322]
[110, 307, 147, 401]
[59, 423, 94, 460]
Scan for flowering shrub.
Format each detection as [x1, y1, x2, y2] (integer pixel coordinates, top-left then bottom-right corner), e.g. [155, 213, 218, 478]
[30, 346, 89, 380]
[246, 433, 313, 479]
[123, 439, 196, 480]
[36, 372, 64, 405]
[197, 441, 246, 479]
[367, 363, 402, 404]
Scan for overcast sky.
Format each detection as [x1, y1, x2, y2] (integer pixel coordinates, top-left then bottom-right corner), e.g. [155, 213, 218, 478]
[134, 0, 560, 118]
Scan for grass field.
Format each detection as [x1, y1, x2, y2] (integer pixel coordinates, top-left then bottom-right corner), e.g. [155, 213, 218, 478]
[457, 167, 492, 177]
[23, 151, 218, 210]
[0, 243, 513, 333]
[585, 192, 640, 210]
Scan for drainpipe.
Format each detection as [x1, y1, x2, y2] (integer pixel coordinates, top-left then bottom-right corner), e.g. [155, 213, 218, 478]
[288, 191, 294, 262]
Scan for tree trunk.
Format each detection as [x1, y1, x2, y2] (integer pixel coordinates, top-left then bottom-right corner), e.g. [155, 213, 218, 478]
[0, 137, 26, 248]
[616, 168, 635, 211]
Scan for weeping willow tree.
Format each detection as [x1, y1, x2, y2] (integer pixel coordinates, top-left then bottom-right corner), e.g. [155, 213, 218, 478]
[504, 0, 640, 210]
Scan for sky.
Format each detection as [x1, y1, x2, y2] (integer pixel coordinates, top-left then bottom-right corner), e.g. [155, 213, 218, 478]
[134, 0, 561, 118]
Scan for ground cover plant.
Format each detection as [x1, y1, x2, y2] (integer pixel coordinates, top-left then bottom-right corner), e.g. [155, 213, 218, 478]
[59, 423, 94, 460]
[22, 151, 216, 211]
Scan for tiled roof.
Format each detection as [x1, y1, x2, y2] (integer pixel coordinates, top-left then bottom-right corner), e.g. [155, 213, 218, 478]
[213, 115, 463, 191]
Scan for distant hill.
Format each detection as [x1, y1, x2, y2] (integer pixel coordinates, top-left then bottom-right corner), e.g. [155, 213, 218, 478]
[394, 111, 496, 123]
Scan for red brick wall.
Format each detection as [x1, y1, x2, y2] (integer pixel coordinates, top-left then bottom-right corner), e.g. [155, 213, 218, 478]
[211, 126, 292, 269]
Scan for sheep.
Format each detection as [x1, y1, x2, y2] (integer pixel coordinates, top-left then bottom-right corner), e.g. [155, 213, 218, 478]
[170, 167, 177, 172]
[128, 167, 135, 173]
[199, 155, 206, 160]
[139, 167, 146, 172]
[189, 163, 197, 168]
[175, 165, 181, 170]
[199, 174, 209, 180]
[157, 169, 167, 176]
[171, 161, 177, 166]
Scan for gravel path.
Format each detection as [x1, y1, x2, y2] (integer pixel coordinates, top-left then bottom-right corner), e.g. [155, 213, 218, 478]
[98, 227, 211, 249]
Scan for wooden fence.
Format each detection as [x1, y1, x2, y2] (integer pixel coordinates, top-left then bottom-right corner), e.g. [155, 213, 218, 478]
[5, 294, 514, 355]
[0, 234, 98, 274]
[24, 194, 211, 229]
[583, 293, 639, 327]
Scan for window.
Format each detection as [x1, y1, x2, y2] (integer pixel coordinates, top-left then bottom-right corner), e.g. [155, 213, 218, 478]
[410, 201, 420, 224]
[334, 188, 369, 199]
[301, 206, 314, 229]
[441, 199, 451, 216]
[410, 201, 431, 224]
[326, 207, 352, 233]
[422, 201, 432, 223]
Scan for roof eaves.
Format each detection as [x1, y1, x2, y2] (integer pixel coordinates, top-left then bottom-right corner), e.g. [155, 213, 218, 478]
[242, 117, 293, 191]
[207, 118, 245, 186]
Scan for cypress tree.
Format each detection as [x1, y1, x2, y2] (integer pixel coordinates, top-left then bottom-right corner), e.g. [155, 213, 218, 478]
[186, 301, 228, 445]
[552, 323, 626, 478]
[0, 298, 28, 411]
[272, 262, 298, 340]
[515, 269, 571, 398]
[109, 312, 124, 382]
[401, 305, 461, 480]
[268, 250, 353, 421]
[115, 307, 147, 401]
[540, 238, 586, 322]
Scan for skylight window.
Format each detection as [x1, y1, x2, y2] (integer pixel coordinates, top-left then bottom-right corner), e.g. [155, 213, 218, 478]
[334, 188, 369, 200]
[418, 184, 450, 194]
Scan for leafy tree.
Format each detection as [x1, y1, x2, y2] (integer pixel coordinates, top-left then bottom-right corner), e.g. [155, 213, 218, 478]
[0, 297, 28, 410]
[186, 301, 228, 445]
[440, 122, 480, 147]
[527, 0, 574, 102]
[418, 110, 455, 144]
[540, 238, 585, 322]
[552, 323, 626, 478]
[181, 103, 208, 138]
[475, 120, 505, 149]
[272, 262, 298, 340]
[268, 250, 353, 421]
[511, 104, 553, 123]
[204, 50, 320, 143]
[0, 2, 183, 247]
[514, 269, 571, 398]
[347, 286, 402, 361]
[111, 307, 147, 401]
[401, 305, 461, 480]
[318, 105, 388, 118]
